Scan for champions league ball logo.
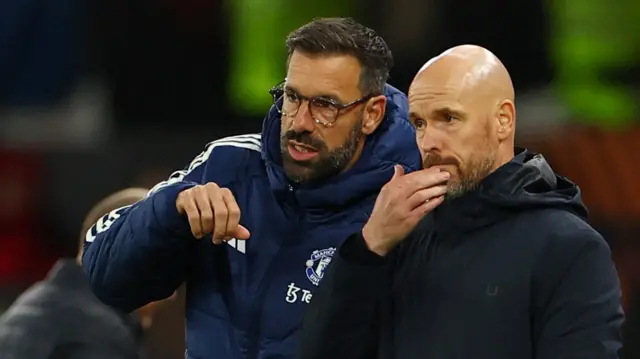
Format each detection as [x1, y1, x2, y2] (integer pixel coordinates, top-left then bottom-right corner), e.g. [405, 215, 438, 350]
[305, 247, 336, 286]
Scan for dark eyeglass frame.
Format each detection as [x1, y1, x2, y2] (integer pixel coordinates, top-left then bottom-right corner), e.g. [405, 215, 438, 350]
[269, 80, 373, 127]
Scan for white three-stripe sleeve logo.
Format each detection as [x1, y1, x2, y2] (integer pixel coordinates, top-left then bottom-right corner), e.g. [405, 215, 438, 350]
[86, 134, 261, 243]
[148, 134, 261, 196]
[85, 205, 131, 243]
[226, 238, 246, 254]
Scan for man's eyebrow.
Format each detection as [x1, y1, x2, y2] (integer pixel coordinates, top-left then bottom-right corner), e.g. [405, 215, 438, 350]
[435, 106, 466, 118]
[408, 107, 466, 121]
[284, 84, 345, 104]
[283, 84, 298, 93]
[408, 111, 421, 121]
[317, 93, 345, 104]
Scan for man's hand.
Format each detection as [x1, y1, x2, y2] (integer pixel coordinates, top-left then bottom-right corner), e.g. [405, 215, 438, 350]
[362, 165, 449, 256]
[176, 183, 250, 244]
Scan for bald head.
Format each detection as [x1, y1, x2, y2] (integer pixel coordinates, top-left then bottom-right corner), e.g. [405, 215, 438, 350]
[408, 45, 516, 198]
[414, 45, 514, 105]
[78, 188, 149, 263]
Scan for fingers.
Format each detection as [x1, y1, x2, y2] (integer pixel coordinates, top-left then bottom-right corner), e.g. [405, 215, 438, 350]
[405, 168, 450, 190]
[406, 185, 448, 209]
[234, 224, 251, 240]
[202, 185, 249, 244]
[218, 191, 250, 241]
[209, 187, 229, 244]
[414, 195, 445, 215]
[221, 188, 242, 242]
[195, 186, 214, 239]
[178, 184, 248, 243]
[385, 167, 450, 205]
[179, 191, 204, 238]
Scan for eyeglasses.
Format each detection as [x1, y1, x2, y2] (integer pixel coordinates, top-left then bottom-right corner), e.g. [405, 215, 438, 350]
[269, 80, 373, 127]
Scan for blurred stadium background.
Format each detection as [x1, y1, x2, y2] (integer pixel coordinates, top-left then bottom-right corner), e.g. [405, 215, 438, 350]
[0, 0, 638, 358]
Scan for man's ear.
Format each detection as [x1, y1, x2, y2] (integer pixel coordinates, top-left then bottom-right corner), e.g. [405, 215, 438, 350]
[496, 99, 515, 141]
[361, 95, 387, 135]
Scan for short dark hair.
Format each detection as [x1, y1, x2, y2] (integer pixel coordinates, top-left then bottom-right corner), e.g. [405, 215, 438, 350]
[285, 17, 393, 96]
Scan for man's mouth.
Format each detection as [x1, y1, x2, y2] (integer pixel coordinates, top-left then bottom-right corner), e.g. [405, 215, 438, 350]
[293, 144, 314, 152]
[288, 141, 319, 161]
[289, 141, 317, 151]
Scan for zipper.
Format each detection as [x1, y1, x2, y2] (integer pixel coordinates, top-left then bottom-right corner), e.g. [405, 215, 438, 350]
[245, 184, 303, 359]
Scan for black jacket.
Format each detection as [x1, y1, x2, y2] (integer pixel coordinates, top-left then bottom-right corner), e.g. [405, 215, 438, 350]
[299, 149, 624, 359]
[0, 259, 140, 359]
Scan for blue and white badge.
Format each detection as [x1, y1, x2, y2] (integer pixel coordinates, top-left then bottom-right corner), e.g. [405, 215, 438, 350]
[305, 247, 336, 286]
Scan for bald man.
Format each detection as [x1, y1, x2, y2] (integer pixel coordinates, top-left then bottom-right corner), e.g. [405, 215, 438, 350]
[299, 45, 624, 359]
[0, 189, 149, 359]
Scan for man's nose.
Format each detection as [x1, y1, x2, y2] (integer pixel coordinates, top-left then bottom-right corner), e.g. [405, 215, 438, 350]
[418, 127, 442, 154]
[291, 101, 315, 133]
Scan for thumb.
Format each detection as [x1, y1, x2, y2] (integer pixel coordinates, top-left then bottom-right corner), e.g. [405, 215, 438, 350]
[233, 225, 251, 240]
[391, 165, 405, 180]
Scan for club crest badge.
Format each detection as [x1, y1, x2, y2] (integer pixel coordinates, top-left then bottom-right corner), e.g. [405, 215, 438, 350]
[305, 247, 336, 286]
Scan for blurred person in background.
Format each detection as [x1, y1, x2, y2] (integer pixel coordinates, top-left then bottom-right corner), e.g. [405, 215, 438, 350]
[0, 188, 150, 359]
[78, 188, 179, 353]
[299, 45, 624, 359]
[82, 17, 421, 359]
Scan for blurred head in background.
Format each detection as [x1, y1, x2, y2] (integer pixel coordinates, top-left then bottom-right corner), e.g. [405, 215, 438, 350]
[274, 17, 394, 184]
[79, 187, 174, 331]
[408, 45, 516, 198]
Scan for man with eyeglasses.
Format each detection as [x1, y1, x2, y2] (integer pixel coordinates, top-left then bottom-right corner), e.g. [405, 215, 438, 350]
[82, 17, 421, 359]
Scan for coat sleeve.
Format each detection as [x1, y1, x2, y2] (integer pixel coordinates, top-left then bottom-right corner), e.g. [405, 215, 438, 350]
[0, 315, 56, 359]
[82, 142, 216, 313]
[532, 223, 624, 359]
[0, 286, 60, 359]
[299, 232, 394, 359]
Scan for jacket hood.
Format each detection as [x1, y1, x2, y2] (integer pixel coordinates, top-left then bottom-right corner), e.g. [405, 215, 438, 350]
[261, 84, 421, 211]
[434, 148, 588, 233]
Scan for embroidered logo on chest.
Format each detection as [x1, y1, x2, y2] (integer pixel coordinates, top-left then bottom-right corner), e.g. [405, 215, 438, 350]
[305, 247, 336, 286]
